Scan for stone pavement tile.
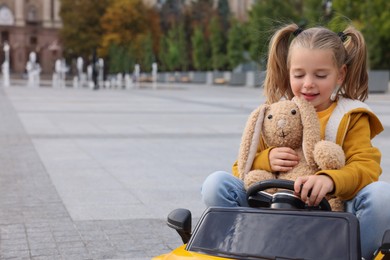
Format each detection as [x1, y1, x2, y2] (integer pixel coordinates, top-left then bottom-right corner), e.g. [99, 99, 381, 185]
[30, 248, 60, 258]
[0, 249, 31, 259]
[32, 256, 63, 260]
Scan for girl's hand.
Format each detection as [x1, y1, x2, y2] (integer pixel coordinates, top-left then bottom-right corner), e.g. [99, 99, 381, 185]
[294, 175, 335, 206]
[269, 147, 299, 172]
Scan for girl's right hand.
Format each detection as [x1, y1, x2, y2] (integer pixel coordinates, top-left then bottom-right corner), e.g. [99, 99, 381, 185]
[269, 147, 299, 172]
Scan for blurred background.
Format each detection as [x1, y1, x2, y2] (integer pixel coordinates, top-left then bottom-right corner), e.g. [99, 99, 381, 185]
[0, 0, 388, 78]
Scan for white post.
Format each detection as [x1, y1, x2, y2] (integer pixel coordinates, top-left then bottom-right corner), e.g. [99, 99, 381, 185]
[116, 73, 123, 88]
[60, 59, 68, 88]
[87, 65, 93, 89]
[53, 59, 60, 88]
[125, 73, 132, 89]
[152, 62, 158, 89]
[98, 58, 104, 88]
[2, 43, 10, 87]
[77, 57, 84, 87]
[134, 64, 140, 88]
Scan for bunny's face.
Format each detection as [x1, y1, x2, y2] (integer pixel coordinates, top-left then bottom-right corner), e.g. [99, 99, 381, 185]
[262, 100, 303, 149]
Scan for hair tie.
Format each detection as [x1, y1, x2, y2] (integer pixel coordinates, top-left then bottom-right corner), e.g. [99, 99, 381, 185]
[293, 27, 304, 37]
[338, 32, 347, 42]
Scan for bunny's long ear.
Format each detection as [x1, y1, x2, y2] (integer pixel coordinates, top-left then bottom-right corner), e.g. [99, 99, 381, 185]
[292, 97, 321, 168]
[238, 105, 267, 180]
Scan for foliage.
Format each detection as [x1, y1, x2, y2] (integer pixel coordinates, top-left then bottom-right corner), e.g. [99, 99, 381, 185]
[332, 0, 390, 69]
[158, 36, 170, 71]
[246, 0, 302, 67]
[186, 0, 215, 71]
[176, 23, 190, 71]
[246, 0, 390, 69]
[227, 19, 246, 70]
[165, 26, 180, 71]
[156, 0, 191, 72]
[191, 26, 210, 71]
[158, 23, 189, 72]
[209, 16, 228, 70]
[301, 0, 339, 27]
[107, 44, 132, 74]
[217, 0, 231, 32]
[99, 0, 161, 73]
[59, 0, 111, 60]
[159, 0, 185, 32]
[187, 0, 214, 34]
[141, 32, 155, 73]
[60, 0, 390, 72]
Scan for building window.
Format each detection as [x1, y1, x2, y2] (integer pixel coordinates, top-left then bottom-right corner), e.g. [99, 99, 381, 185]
[30, 36, 37, 45]
[27, 5, 38, 22]
[1, 31, 9, 43]
[0, 5, 15, 25]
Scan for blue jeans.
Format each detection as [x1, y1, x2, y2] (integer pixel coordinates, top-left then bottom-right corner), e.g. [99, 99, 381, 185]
[201, 171, 390, 260]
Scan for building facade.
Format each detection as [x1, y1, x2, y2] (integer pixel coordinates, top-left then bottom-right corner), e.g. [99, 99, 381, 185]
[0, 0, 62, 75]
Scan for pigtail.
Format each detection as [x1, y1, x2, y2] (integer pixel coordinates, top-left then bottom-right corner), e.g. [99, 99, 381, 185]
[263, 24, 298, 104]
[342, 26, 368, 101]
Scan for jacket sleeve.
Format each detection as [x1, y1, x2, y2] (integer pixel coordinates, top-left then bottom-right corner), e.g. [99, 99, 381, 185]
[316, 113, 382, 201]
[251, 148, 273, 172]
[232, 146, 273, 178]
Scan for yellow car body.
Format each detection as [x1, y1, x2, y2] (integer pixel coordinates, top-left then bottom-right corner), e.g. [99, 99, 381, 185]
[153, 245, 230, 260]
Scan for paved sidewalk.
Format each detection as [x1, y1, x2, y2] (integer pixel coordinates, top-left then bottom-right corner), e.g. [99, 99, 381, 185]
[0, 81, 389, 259]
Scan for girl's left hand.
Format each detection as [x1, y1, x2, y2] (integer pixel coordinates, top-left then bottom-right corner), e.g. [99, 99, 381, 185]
[293, 175, 334, 206]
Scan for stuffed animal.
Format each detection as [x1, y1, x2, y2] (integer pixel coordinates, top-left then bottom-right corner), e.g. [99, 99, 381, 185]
[237, 97, 345, 211]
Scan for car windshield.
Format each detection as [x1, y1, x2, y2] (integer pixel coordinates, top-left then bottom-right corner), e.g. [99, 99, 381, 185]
[187, 208, 360, 260]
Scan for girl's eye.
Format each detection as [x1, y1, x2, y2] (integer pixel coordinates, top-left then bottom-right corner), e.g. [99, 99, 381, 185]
[294, 75, 304, 78]
[316, 75, 327, 78]
[267, 114, 273, 119]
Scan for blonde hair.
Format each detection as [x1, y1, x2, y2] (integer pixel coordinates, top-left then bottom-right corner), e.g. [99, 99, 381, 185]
[263, 23, 368, 103]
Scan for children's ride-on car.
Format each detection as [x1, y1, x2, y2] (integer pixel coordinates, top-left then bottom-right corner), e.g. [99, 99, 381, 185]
[153, 179, 390, 260]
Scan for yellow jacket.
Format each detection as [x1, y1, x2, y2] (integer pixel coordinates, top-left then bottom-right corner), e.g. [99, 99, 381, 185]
[232, 98, 383, 201]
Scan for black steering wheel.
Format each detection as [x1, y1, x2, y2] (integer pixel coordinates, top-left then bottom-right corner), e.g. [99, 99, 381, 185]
[247, 179, 331, 211]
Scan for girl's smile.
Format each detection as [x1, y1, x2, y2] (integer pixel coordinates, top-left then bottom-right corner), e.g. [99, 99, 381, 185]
[301, 92, 320, 101]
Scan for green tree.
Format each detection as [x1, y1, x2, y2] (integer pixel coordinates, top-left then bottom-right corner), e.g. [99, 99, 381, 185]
[188, 0, 214, 32]
[302, 0, 325, 26]
[227, 19, 246, 70]
[191, 26, 210, 71]
[332, 0, 390, 69]
[108, 44, 132, 74]
[158, 35, 170, 71]
[176, 23, 189, 71]
[217, 0, 231, 32]
[247, 0, 302, 67]
[158, 23, 188, 72]
[166, 27, 181, 71]
[59, 0, 110, 59]
[141, 32, 155, 73]
[209, 16, 228, 70]
[159, 0, 185, 32]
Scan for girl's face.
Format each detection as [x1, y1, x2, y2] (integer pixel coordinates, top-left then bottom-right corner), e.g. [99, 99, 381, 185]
[289, 47, 346, 112]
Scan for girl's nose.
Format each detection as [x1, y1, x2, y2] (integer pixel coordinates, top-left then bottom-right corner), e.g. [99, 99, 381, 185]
[303, 77, 315, 89]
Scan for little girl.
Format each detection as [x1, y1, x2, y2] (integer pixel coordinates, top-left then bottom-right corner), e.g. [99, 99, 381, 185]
[201, 23, 390, 260]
